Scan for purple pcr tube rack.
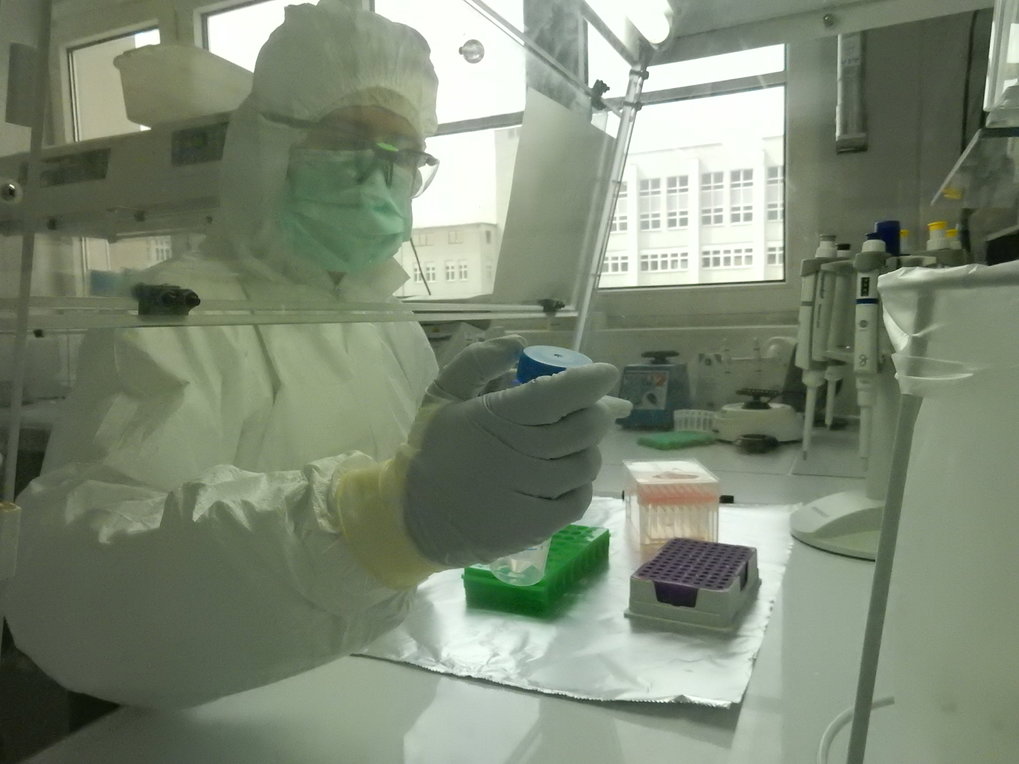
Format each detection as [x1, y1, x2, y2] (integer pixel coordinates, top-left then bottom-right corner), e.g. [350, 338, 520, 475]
[625, 537, 760, 631]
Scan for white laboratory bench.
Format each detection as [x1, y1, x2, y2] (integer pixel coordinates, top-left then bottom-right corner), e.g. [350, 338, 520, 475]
[26, 427, 898, 764]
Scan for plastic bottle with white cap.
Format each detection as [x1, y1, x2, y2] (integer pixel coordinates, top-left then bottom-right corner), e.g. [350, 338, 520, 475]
[489, 345, 593, 586]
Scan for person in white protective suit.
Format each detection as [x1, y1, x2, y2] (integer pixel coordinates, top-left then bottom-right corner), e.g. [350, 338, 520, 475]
[4, 1, 629, 710]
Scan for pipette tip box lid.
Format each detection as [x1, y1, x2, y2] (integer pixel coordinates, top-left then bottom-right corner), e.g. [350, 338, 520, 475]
[625, 537, 760, 631]
[463, 524, 609, 616]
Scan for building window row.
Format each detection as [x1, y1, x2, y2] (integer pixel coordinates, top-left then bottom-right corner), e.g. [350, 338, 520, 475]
[603, 246, 773, 273]
[613, 166, 785, 233]
[414, 261, 468, 282]
[412, 229, 472, 247]
[149, 236, 172, 261]
[640, 251, 688, 272]
[601, 254, 630, 273]
[701, 246, 754, 269]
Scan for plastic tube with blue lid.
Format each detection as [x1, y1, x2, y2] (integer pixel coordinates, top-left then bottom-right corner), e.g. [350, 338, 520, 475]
[489, 345, 592, 586]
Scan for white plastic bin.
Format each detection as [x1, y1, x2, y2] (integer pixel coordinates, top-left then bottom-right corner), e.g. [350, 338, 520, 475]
[114, 44, 253, 126]
[880, 261, 1019, 763]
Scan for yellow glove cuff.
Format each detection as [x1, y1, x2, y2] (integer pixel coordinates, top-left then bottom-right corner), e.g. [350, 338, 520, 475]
[335, 458, 445, 589]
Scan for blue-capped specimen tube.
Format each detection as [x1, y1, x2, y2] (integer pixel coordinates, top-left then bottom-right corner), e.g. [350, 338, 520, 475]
[488, 345, 591, 586]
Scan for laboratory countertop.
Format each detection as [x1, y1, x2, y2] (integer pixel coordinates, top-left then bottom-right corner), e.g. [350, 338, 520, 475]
[28, 428, 899, 764]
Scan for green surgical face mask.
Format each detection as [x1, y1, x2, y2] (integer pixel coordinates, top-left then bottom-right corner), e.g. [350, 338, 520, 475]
[278, 148, 413, 274]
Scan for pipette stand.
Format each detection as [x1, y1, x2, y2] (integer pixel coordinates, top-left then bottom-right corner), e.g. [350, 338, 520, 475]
[790, 363, 899, 560]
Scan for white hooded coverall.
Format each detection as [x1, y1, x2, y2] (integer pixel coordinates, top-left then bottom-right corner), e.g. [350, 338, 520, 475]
[5, 3, 441, 709]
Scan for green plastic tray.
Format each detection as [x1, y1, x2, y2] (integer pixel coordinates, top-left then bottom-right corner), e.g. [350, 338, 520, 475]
[462, 524, 610, 616]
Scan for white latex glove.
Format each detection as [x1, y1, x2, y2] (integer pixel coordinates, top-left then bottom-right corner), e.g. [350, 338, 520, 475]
[335, 336, 631, 587]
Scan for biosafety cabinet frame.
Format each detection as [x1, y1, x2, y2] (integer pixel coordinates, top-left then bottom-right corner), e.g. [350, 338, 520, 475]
[0, 0, 994, 502]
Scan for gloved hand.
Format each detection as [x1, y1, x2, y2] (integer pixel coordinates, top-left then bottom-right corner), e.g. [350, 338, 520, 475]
[335, 336, 632, 587]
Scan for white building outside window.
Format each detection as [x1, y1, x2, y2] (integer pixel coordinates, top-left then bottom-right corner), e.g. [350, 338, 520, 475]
[767, 244, 784, 265]
[424, 263, 437, 282]
[445, 261, 456, 281]
[729, 169, 754, 224]
[458, 260, 469, 280]
[665, 175, 689, 229]
[700, 172, 724, 226]
[701, 246, 754, 268]
[638, 178, 661, 231]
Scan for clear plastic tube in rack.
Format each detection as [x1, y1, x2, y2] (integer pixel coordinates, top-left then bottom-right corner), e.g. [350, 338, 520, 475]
[489, 539, 552, 586]
[488, 345, 592, 586]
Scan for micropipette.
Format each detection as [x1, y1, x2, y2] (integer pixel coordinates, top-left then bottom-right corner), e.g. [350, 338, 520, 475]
[817, 243, 854, 427]
[852, 236, 888, 468]
[796, 235, 837, 459]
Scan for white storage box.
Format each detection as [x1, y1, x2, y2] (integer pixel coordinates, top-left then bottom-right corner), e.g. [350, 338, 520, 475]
[115, 44, 253, 126]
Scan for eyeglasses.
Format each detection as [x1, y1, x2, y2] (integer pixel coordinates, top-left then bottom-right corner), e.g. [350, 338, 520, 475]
[264, 112, 440, 198]
[362, 139, 440, 198]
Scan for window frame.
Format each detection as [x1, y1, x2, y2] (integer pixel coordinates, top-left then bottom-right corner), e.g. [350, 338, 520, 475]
[665, 174, 689, 229]
[639, 249, 688, 273]
[638, 177, 662, 231]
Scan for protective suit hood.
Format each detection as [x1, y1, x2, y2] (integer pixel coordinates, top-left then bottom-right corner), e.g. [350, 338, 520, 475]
[209, 1, 439, 292]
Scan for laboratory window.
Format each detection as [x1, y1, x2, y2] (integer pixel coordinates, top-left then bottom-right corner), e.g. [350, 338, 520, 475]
[611, 181, 629, 233]
[638, 178, 662, 231]
[595, 42, 784, 290]
[767, 245, 784, 265]
[700, 172, 725, 226]
[665, 175, 689, 229]
[458, 260, 469, 280]
[444, 261, 456, 281]
[68, 27, 160, 141]
[204, 0, 296, 70]
[374, 1, 525, 123]
[701, 246, 754, 269]
[767, 165, 784, 222]
[729, 169, 754, 224]
[602, 254, 630, 273]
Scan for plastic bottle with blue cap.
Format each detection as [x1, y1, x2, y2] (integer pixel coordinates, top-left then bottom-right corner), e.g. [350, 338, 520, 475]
[489, 345, 593, 586]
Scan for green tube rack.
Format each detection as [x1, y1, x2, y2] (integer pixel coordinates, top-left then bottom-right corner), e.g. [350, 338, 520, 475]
[463, 524, 610, 616]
